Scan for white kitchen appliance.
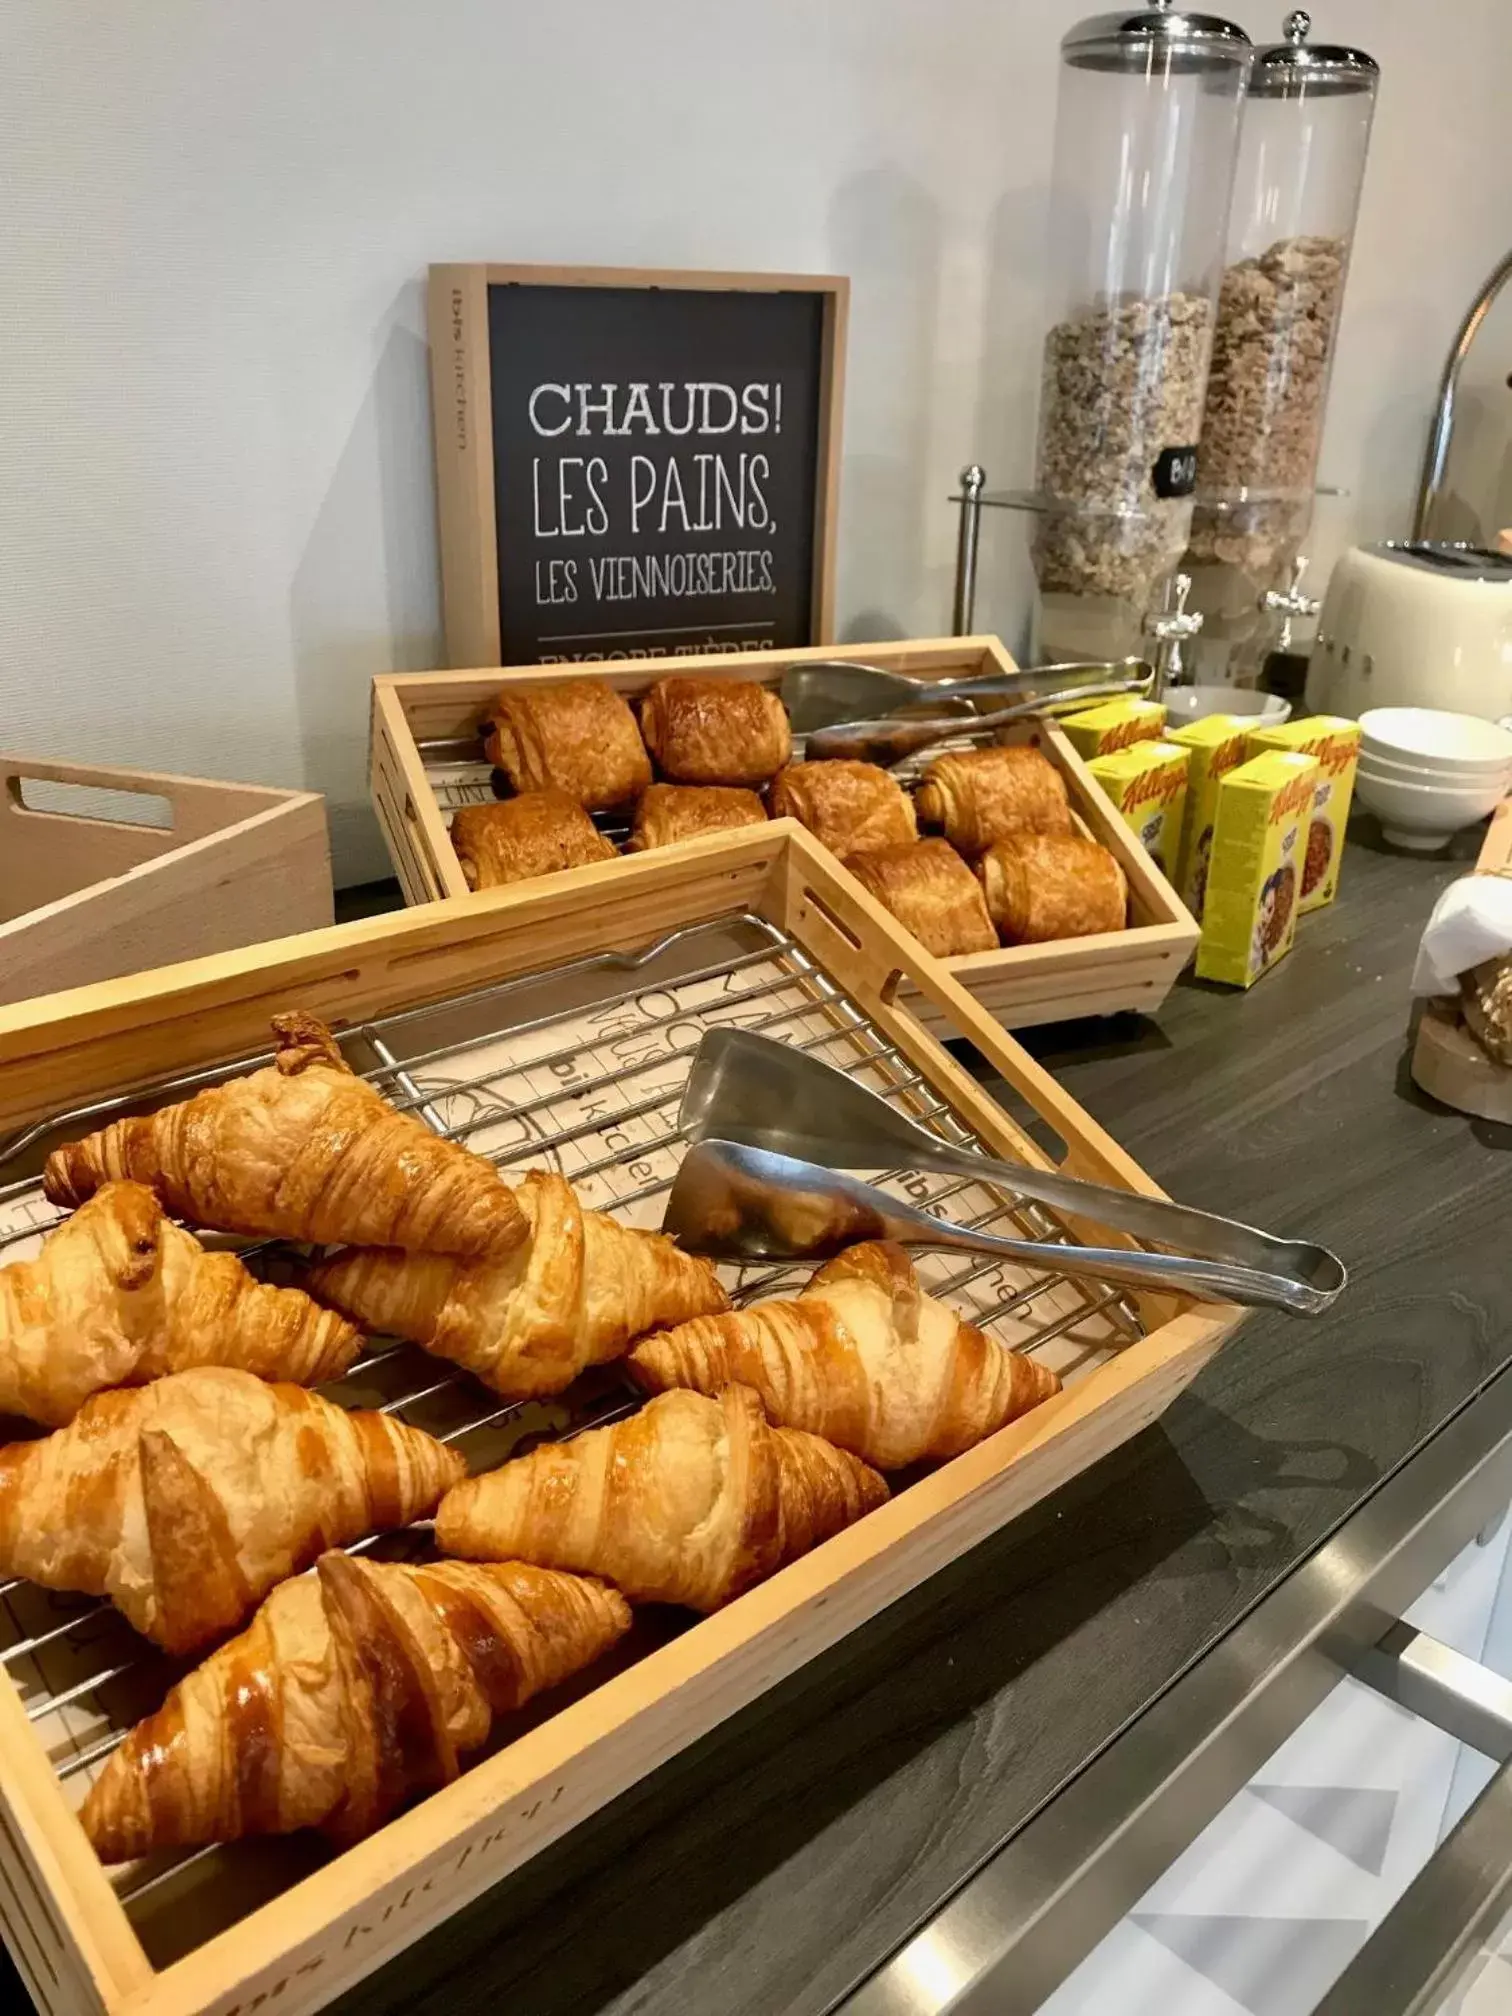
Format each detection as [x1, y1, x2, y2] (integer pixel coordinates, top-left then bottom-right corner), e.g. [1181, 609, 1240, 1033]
[1306, 541, 1512, 721]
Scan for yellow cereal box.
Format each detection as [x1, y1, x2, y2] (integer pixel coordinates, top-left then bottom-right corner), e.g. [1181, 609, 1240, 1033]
[1195, 750, 1319, 988]
[1166, 714, 1252, 921]
[1060, 696, 1167, 760]
[1244, 715, 1360, 912]
[1087, 740, 1190, 881]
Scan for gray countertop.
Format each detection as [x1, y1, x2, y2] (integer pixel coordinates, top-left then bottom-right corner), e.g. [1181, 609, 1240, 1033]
[341, 816, 1512, 2016]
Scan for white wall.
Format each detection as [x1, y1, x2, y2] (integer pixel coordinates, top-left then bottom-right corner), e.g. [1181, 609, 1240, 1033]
[2, 0, 1509, 884]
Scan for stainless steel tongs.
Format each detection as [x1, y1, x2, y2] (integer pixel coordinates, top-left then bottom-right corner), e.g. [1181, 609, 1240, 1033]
[780, 655, 1150, 735]
[801, 663, 1154, 767]
[664, 1030, 1346, 1318]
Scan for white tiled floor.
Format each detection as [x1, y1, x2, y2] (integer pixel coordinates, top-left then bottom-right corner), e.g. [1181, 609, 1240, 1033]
[1039, 1513, 1512, 2015]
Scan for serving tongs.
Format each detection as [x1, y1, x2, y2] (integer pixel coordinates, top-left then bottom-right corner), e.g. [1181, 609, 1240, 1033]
[664, 1030, 1346, 1317]
[801, 662, 1154, 768]
[781, 656, 1147, 735]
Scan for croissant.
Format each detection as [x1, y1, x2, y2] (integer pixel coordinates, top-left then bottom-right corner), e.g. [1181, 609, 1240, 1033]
[976, 833, 1128, 944]
[80, 1552, 630, 1861]
[626, 783, 767, 852]
[485, 680, 651, 809]
[43, 1012, 525, 1262]
[768, 761, 918, 856]
[629, 1242, 1060, 1469]
[436, 1384, 887, 1610]
[305, 1170, 729, 1399]
[0, 1182, 359, 1426]
[914, 744, 1074, 854]
[0, 1368, 466, 1652]
[450, 791, 616, 890]
[842, 840, 998, 957]
[639, 678, 791, 786]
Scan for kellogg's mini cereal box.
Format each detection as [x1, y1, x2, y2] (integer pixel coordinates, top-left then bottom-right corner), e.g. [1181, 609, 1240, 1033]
[1244, 716, 1360, 912]
[1195, 750, 1319, 988]
[1087, 740, 1190, 881]
[1167, 713, 1252, 921]
[1060, 696, 1167, 761]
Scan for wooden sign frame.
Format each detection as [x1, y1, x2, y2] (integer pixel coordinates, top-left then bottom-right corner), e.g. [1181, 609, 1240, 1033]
[427, 263, 848, 668]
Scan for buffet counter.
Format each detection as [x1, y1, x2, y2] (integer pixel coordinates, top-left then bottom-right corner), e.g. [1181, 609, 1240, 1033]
[0, 814, 1496, 2016]
[285, 813, 1510, 2016]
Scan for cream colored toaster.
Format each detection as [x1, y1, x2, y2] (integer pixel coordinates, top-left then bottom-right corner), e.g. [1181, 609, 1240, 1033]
[1306, 542, 1512, 721]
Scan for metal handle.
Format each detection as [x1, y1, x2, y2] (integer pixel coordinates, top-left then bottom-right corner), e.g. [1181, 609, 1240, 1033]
[911, 1215, 1337, 1316]
[908, 1139, 1345, 1314]
[1415, 246, 1512, 540]
[922, 658, 1152, 708]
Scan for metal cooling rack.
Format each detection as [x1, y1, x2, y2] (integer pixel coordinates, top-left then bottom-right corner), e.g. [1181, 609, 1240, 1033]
[0, 910, 1141, 1920]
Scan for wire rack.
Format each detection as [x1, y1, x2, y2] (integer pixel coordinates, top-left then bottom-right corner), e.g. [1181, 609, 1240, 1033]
[0, 910, 1141, 1934]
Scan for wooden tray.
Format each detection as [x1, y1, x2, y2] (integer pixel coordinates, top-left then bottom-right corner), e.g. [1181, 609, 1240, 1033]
[0, 824, 1239, 2016]
[1, 755, 332, 1007]
[1410, 798, 1512, 1120]
[369, 635, 1199, 1030]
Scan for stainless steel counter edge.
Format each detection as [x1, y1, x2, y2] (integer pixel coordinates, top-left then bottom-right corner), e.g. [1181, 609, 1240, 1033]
[840, 1357, 1512, 2016]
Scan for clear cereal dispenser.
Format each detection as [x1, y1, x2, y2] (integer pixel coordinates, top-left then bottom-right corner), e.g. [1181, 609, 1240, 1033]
[1031, 3, 1251, 664]
[1184, 12, 1379, 681]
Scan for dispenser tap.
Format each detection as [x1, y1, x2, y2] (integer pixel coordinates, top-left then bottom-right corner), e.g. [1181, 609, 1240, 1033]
[1144, 572, 1203, 693]
[1260, 554, 1321, 654]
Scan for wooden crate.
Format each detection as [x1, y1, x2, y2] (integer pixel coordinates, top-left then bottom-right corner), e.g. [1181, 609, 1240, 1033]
[1, 755, 332, 1007]
[0, 825, 1239, 2016]
[368, 636, 1199, 1031]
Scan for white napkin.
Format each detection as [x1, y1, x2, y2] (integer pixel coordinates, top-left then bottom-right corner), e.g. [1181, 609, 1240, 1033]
[1411, 873, 1512, 996]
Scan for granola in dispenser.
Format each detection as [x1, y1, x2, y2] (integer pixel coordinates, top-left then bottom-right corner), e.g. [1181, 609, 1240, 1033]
[1187, 236, 1347, 578]
[1034, 292, 1214, 608]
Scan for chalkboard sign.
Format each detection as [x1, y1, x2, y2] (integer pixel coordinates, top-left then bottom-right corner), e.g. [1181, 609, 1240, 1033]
[428, 265, 846, 668]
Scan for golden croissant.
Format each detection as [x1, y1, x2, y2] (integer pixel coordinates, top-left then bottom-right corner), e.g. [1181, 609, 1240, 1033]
[628, 1241, 1060, 1468]
[0, 1368, 466, 1652]
[436, 1384, 887, 1611]
[43, 1012, 525, 1262]
[80, 1552, 630, 1861]
[0, 1182, 359, 1426]
[305, 1170, 729, 1399]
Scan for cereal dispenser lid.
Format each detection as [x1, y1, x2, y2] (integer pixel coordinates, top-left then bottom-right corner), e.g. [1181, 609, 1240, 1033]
[1063, 2, 1251, 74]
[1251, 10, 1378, 96]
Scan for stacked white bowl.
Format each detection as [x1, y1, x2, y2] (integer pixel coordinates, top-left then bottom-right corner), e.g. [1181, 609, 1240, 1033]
[1356, 708, 1512, 851]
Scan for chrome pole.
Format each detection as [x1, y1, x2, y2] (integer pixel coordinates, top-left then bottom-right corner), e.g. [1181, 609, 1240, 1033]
[1413, 247, 1512, 540]
[952, 463, 986, 634]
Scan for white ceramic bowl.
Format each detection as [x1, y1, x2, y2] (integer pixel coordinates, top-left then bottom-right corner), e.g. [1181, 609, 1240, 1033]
[1162, 686, 1292, 728]
[1358, 744, 1512, 790]
[1359, 707, 1512, 775]
[1354, 764, 1507, 851]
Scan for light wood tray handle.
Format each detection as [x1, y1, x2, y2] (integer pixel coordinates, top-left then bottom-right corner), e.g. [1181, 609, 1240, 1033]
[0, 755, 291, 848]
[2, 760, 177, 831]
